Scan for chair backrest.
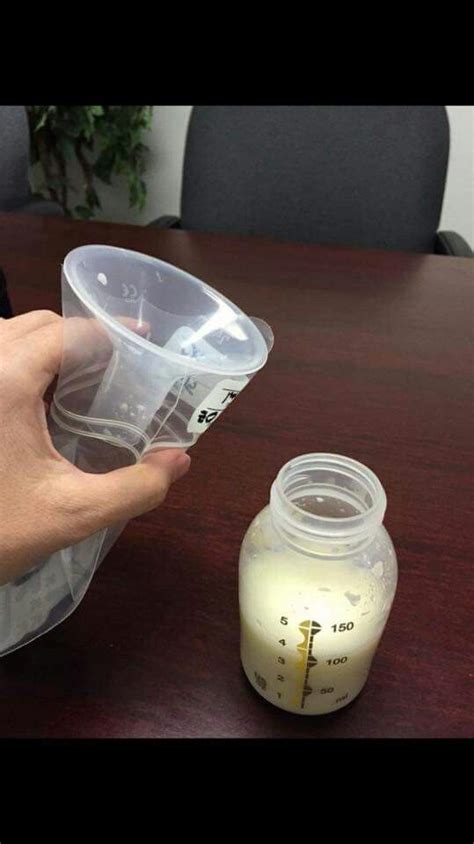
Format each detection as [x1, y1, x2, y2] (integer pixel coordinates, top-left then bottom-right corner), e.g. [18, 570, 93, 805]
[181, 106, 450, 253]
[0, 106, 31, 212]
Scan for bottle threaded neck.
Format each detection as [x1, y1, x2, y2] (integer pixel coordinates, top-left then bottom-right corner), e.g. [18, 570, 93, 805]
[269, 453, 387, 556]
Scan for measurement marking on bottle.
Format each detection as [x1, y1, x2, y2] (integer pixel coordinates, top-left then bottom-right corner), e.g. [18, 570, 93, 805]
[254, 671, 267, 691]
[297, 619, 322, 710]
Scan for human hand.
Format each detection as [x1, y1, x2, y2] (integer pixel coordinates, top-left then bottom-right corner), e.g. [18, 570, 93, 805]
[0, 310, 190, 586]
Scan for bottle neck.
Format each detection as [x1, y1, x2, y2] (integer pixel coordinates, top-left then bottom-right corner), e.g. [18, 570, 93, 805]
[269, 453, 387, 558]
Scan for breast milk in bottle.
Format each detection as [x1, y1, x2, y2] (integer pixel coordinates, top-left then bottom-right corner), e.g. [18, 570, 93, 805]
[239, 454, 398, 715]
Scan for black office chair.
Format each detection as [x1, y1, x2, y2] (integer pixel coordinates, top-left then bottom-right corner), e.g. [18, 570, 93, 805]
[150, 106, 472, 257]
[0, 105, 64, 217]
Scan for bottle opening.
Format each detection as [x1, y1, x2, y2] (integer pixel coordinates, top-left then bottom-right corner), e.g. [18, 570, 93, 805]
[270, 454, 387, 553]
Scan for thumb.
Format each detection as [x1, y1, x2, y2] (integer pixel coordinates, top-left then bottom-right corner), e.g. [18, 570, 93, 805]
[71, 448, 191, 533]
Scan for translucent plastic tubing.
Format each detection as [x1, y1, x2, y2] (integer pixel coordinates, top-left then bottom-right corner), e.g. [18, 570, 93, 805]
[0, 245, 273, 656]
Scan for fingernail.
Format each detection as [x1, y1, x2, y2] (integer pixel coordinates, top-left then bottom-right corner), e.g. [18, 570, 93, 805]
[153, 448, 185, 464]
[170, 453, 191, 482]
[145, 448, 191, 482]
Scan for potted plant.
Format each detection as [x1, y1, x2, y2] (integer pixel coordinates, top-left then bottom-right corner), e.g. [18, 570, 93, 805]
[27, 105, 153, 219]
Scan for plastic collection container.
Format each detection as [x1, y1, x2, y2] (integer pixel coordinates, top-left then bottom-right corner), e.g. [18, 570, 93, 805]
[0, 245, 273, 657]
[239, 454, 398, 714]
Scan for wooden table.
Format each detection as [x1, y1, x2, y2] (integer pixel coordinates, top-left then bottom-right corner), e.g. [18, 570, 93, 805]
[0, 213, 472, 738]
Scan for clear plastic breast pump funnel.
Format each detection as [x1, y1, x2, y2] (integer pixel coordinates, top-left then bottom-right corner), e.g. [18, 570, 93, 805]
[0, 245, 273, 657]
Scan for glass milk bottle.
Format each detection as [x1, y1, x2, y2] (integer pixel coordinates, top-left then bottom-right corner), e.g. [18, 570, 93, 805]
[239, 454, 398, 715]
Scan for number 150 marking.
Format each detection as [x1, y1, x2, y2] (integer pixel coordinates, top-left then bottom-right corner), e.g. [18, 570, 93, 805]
[331, 622, 354, 632]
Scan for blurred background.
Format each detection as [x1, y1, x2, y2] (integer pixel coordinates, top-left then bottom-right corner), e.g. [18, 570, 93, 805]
[58, 105, 472, 245]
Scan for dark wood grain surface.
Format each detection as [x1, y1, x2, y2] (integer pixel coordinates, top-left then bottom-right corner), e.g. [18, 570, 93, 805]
[0, 213, 472, 738]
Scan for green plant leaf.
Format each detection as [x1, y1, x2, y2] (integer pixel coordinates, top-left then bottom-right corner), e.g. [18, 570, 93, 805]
[26, 105, 152, 219]
[57, 137, 75, 160]
[93, 148, 116, 184]
[74, 205, 94, 219]
[85, 186, 101, 209]
[34, 111, 48, 132]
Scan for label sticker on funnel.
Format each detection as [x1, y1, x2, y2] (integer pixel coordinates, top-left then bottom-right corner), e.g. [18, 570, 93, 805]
[187, 378, 249, 434]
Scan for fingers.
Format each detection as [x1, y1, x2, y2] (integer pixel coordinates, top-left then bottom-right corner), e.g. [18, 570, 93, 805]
[66, 448, 191, 536]
[0, 310, 149, 349]
[117, 316, 151, 338]
[60, 315, 152, 372]
[19, 319, 65, 394]
[0, 309, 60, 340]
[1, 312, 152, 391]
